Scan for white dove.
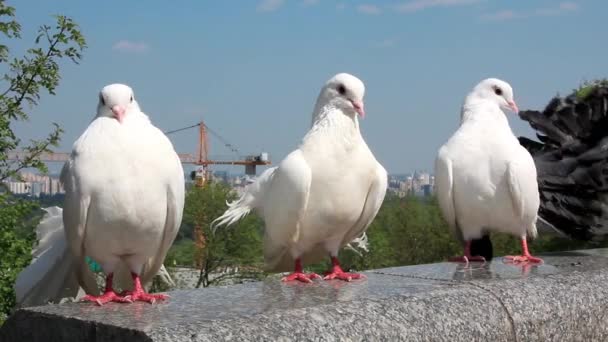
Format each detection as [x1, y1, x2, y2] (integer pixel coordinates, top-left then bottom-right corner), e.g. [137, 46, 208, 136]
[212, 73, 387, 282]
[61, 83, 185, 304]
[435, 78, 542, 264]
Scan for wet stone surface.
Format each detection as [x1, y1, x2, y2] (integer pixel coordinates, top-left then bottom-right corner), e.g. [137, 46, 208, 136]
[2, 249, 608, 342]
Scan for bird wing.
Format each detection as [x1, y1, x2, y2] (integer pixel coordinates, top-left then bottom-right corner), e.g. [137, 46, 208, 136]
[341, 162, 388, 249]
[60, 158, 99, 295]
[262, 149, 312, 271]
[139, 133, 185, 285]
[506, 149, 540, 239]
[435, 147, 464, 243]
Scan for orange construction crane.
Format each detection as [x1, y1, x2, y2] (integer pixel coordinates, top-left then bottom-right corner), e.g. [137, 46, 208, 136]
[7, 120, 271, 187]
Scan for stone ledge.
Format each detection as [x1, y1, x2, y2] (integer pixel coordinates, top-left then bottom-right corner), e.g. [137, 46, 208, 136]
[2, 249, 608, 342]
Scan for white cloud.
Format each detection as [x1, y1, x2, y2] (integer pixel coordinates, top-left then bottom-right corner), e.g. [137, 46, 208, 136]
[357, 4, 382, 15]
[112, 40, 148, 53]
[395, 0, 480, 13]
[482, 2, 580, 21]
[336, 3, 347, 11]
[302, 0, 319, 7]
[257, 0, 284, 12]
[536, 1, 579, 16]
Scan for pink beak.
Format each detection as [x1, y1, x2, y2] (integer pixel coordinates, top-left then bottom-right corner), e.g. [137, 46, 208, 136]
[507, 100, 519, 114]
[111, 105, 126, 123]
[351, 100, 365, 118]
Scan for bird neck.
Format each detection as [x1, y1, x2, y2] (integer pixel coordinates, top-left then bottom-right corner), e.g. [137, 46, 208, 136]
[461, 97, 510, 127]
[304, 105, 361, 147]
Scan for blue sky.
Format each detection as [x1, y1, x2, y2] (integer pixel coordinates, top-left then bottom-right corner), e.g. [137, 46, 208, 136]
[10, 0, 607, 175]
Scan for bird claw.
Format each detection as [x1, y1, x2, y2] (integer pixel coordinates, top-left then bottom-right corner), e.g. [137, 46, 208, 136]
[323, 271, 365, 282]
[121, 290, 170, 304]
[281, 272, 321, 283]
[503, 255, 543, 264]
[82, 291, 132, 306]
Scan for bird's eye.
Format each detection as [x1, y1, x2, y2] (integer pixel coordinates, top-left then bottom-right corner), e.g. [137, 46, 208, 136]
[130, 95, 133, 102]
[493, 86, 503, 96]
[99, 94, 105, 106]
[337, 84, 346, 95]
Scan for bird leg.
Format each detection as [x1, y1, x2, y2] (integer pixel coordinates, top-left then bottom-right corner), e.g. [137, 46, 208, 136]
[82, 273, 133, 305]
[120, 272, 170, 304]
[323, 256, 365, 282]
[504, 237, 543, 264]
[281, 258, 321, 283]
[449, 240, 486, 263]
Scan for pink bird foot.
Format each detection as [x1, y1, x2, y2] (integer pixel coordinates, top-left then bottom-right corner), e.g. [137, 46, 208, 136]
[121, 272, 170, 304]
[504, 255, 543, 264]
[122, 290, 169, 304]
[448, 240, 486, 263]
[81, 273, 132, 305]
[323, 257, 366, 282]
[281, 271, 321, 283]
[503, 237, 543, 264]
[281, 258, 320, 283]
[323, 270, 365, 282]
[82, 291, 132, 306]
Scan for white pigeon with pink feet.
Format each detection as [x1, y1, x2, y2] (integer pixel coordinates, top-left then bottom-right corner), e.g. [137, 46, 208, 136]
[435, 78, 543, 265]
[61, 83, 185, 305]
[212, 73, 387, 283]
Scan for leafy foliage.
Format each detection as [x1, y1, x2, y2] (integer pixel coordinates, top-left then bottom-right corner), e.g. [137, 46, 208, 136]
[573, 78, 608, 100]
[0, 1, 86, 324]
[0, 194, 38, 323]
[176, 182, 265, 288]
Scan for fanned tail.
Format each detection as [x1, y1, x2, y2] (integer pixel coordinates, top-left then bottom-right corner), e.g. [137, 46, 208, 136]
[15, 207, 87, 307]
[344, 233, 369, 256]
[211, 167, 276, 230]
[518, 84, 608, 240]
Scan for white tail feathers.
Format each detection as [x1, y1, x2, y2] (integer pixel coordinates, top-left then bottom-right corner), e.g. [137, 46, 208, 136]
[345, 233, 369, 256]
[15, 207, 85, 307]
[211, 197, 254, 231]
[211, 167, 276, 231]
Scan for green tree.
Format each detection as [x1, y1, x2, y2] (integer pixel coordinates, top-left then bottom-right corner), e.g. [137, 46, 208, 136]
[179, 181, 265, 288]
[0, 1, 85, 324]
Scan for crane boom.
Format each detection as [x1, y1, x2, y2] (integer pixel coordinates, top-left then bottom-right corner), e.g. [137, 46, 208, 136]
[7, 120, 271, 186]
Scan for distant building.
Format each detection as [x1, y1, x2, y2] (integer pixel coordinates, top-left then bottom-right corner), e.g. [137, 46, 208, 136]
[3, 172, 64, 197]
[386, 171, 435, 198]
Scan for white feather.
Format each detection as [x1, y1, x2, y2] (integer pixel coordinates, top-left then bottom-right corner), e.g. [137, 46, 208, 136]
[15, 207, 86, 307]
[211, 167, 277, 230]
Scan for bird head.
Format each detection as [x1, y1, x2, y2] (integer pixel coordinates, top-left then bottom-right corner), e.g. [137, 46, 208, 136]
[316, 73, 366, 119]
[471, 78, 518, 114]
[96, 83, 140, 123]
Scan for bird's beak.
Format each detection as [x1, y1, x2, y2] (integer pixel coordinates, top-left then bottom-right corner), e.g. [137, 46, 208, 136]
[507, 100, 519, 114]
[350, 100, 365, 118]
[111, 105, 126, 123]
